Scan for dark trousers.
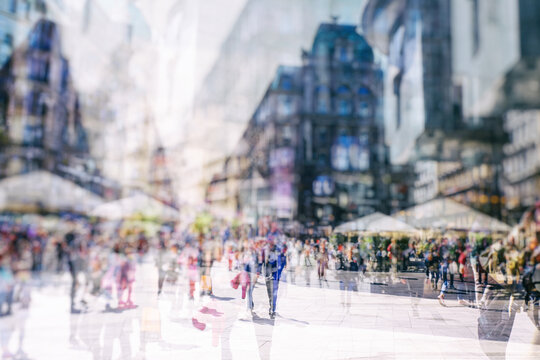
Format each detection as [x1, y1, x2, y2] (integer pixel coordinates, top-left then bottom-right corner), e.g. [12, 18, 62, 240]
[68, 261, 78, 310]
[265, 271, 280, 313]
[431, 269, 439, 288]
[158, 270, 166, 294]
[476, 262, 488, 285]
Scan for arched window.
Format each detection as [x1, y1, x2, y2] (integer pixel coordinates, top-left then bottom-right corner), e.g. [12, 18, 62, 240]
[357, 87, 371, 96]
[314, 85, 330, 114]
[336, 85, 352, 116]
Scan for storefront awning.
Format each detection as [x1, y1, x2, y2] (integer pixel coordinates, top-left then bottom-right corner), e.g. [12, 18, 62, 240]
[91, 193, 180, 222]
[334, 212, 418, 234]
[393, 198, 511, 232]
[0, 170, 104, 214]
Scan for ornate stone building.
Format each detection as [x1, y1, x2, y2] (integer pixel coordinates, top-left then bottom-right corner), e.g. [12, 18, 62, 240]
[208, 22, 404, 226]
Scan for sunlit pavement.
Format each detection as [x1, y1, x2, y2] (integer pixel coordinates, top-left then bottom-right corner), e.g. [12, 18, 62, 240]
[2, 258, 540, 360]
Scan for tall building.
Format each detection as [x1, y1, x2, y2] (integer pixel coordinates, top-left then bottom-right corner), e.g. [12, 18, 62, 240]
[234, 65, 303, 223]
[208, 22, 397, 226]
[447, 0, 540, 222]
[180, 0, 366, 206]
[361, 0, 506, 220]
[0, 17, 103, 193]
[298, 23, 388, 225]
[502, 110, 540, 221]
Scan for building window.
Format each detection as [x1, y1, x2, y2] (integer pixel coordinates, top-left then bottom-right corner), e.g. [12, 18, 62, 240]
[314, 85, 330, 114]
[357, 87, 371, 96]
[472, 0, 480, 55]
[357, 101, 372, 118]
[282, 125, 293, 143]
[27, 55, 49, 83]
[22, 124, 43, 147]
[336, 85, 352, 116]
[357, 87, 373, 118]
[316, 43, 328, 57]
[60, 58, 69, 91]
[36, 0, 46, 14]
[339, 46, 348, 62]
[281, 76, 292, 91]
[9, 0, 17, 13]
[29, 21, 53, 51]
[278, 95, 293, 117]
[359, 133, 369, 146]
[335, 42, 352, 63]
[317, 152, 328, 168]
[3, 34, 13, 48]
[26, 91, 46, 116]
[317, 126, 328, 144]
[0, 92, 8, 125]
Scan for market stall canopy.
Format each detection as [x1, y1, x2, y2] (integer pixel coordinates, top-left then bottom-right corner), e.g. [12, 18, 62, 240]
[91, 193, 179, 221]
[0, 170, 104, 214]
[334, 212, 418, 234]
[393, 198, 511, 232]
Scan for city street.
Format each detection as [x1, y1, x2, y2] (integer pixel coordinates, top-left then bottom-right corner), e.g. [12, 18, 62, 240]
[2, 257, 539, 360]
[2, 1, 540, 360]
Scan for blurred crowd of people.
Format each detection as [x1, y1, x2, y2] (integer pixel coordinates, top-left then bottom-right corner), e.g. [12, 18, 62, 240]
[0, 213, 538, 358]
[0, 215, 538, 318]
[0, 219, 153, 316]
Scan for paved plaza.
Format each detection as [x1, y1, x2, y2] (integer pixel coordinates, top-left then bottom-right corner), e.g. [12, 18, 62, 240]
[1, 257, 539, 360]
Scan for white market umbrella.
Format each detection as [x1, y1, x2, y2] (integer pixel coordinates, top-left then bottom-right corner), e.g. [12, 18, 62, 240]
[334, 212, 418, 234]
[394, 198, 511, 232]
[91, 193, 179, 222]
[0, 170, 104, 214]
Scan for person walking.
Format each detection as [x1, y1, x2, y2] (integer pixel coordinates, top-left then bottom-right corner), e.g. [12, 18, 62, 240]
[243, 242, 259, 315]
[316, 241, 329, 287]
[64, 229, 83, 313]
[263, 238, 286, 319]
[302, 240, 313, 286]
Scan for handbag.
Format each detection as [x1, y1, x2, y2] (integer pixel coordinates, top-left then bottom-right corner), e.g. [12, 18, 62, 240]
[230, 273, 241, 289]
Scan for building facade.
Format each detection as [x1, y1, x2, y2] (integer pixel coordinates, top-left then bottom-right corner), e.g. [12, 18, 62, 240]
[454, 0, 540, 223]
[207, 22, 405, 226]
[0, 17, 107, 195]
[502, 110, 540, 220]
[361, 0, 506, 220]
[298, 23, 388, 225]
